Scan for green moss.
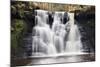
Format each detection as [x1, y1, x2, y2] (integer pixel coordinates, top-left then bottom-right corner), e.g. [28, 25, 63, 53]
[14, 20, 24, 32]
[11, 19, 27, 56]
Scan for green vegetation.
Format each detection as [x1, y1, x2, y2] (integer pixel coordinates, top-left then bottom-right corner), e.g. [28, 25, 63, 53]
[11, 19, 27, 57]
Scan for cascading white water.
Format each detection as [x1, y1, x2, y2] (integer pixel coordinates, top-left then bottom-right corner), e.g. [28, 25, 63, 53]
[65, 13, 82, 53]
[32, 10, 83, 57]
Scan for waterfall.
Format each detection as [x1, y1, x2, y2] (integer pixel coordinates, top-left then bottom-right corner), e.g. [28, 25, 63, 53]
[65, 13, 82, 53]
[32, 10, 83, 57]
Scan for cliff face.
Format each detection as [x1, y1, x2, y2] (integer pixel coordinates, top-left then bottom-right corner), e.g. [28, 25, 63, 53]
[36, 3, 93, 12]
[11, 1, 95, 12]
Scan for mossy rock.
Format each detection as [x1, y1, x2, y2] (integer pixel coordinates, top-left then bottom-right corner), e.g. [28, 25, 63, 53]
[11, 19, 27, 57]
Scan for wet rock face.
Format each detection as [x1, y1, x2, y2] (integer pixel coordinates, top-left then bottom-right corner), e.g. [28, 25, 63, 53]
[79, 26, 95, 52]
[63, 12, 69, 24]
[75, 10, 95, 52]
[48, 12, 54, 28]
[23, 11, 36, 33]
[75, 13, 95, 23]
